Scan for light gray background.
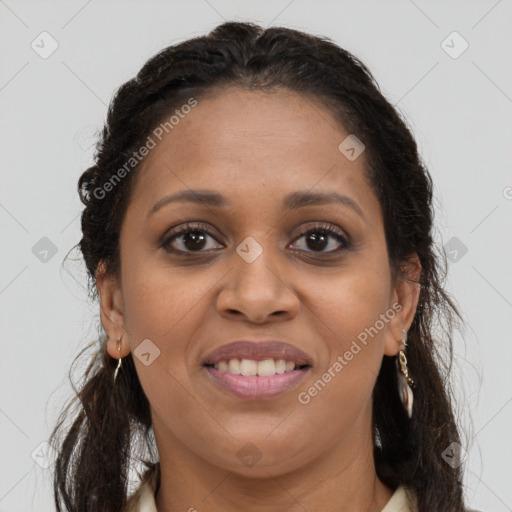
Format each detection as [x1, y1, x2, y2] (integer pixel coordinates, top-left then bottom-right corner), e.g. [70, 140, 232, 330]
[1, 0, 511, 511]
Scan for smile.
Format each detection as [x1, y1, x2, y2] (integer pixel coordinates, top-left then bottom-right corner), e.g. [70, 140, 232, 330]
[201, 340, 313, 399]
[203, 358, 311, 400]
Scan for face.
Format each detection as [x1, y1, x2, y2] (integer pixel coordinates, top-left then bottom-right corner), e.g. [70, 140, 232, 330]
[99, 86, 419, 478]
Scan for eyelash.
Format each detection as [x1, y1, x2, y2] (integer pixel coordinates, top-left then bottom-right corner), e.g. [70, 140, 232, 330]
[159, 222, 351, 257]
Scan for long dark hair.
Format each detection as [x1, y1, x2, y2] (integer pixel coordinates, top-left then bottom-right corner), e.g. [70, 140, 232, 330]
[50, 21, 468, 512]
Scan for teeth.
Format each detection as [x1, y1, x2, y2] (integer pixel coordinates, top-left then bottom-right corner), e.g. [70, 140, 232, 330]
[257, 358, 275, 377]
[275, 359, 286, 374]
[240, 359, 257, 376]
[228, 359, 240, 374]
[212, 358, 299, 376]
[218, 360, 229, 372]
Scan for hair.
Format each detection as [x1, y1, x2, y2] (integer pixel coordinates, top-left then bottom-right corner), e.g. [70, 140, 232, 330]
[49, 20, 468, 512]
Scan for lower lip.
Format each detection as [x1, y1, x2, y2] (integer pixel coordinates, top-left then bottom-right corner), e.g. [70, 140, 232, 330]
[203, 366, 310, 400]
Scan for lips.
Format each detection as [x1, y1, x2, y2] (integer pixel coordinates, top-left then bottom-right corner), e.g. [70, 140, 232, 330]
[202, 340, 313, 367]
[201, 340, 313, 400]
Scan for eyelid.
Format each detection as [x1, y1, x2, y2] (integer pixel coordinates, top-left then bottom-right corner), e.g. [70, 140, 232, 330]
[293, 222, 348, 240]
[159, 221, 223, 249]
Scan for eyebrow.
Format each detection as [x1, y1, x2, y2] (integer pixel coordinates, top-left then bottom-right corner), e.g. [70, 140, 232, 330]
[147, 189, 365, 219]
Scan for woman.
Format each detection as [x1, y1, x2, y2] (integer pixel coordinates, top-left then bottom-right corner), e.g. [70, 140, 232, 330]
[50, 21, 478, 512]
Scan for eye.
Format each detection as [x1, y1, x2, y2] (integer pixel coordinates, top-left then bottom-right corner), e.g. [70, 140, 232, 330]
[289, 223, 350, 254]
[160, 222, 224, 254]
[160, 221, 350, 256]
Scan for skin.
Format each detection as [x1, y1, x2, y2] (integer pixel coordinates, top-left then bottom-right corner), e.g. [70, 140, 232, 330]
[97, 86, 421, 512]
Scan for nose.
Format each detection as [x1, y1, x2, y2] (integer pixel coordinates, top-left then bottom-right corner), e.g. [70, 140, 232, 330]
[216, 243, 300, 324]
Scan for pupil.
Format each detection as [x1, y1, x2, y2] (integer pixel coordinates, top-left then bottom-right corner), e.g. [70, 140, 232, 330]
[184, 231, 206, 250]
[308, 233, 327, 251]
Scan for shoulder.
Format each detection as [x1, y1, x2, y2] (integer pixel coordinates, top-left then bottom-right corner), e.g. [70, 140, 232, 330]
[123, 464, 159, 512]
[381, 485, 418, 512]
[383, 485, 486, 512]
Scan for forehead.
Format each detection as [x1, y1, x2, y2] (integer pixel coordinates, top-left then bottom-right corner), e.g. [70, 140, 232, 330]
[127, 86, 380, 220]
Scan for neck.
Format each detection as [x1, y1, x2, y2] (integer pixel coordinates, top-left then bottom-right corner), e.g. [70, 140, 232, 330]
[153, 410, 394, 512]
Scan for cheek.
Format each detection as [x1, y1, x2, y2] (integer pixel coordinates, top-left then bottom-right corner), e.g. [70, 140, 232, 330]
[121, 254, 213, 340]
[121, 265, 204, 435]
[300, 264, 392, 407]
[307, 259, 391, 347]
[119, 257, 210, 398]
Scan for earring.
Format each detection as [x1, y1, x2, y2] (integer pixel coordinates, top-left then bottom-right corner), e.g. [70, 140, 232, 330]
[397, 329, 414, 419]
[113, 335, 123, 382]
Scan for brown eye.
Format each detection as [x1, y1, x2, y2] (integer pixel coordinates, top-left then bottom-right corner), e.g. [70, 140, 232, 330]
[160, 221, 350, 257]
[290, 223, 350, 254]
[160, 223, 223, 254]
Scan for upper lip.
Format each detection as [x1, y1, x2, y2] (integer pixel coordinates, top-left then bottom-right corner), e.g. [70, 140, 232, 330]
[202, 340, 313, 366]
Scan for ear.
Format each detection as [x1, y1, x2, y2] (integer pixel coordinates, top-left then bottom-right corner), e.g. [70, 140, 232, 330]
[383, 254, 422, 357]
[96, 261, 130, 359]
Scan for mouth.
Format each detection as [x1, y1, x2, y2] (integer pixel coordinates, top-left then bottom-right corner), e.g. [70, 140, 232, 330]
[202, 340, 312, 400]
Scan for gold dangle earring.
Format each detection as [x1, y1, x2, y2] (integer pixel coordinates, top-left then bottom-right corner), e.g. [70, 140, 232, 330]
[113, 334, 123, 382]
[397, 329, 414, 419]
